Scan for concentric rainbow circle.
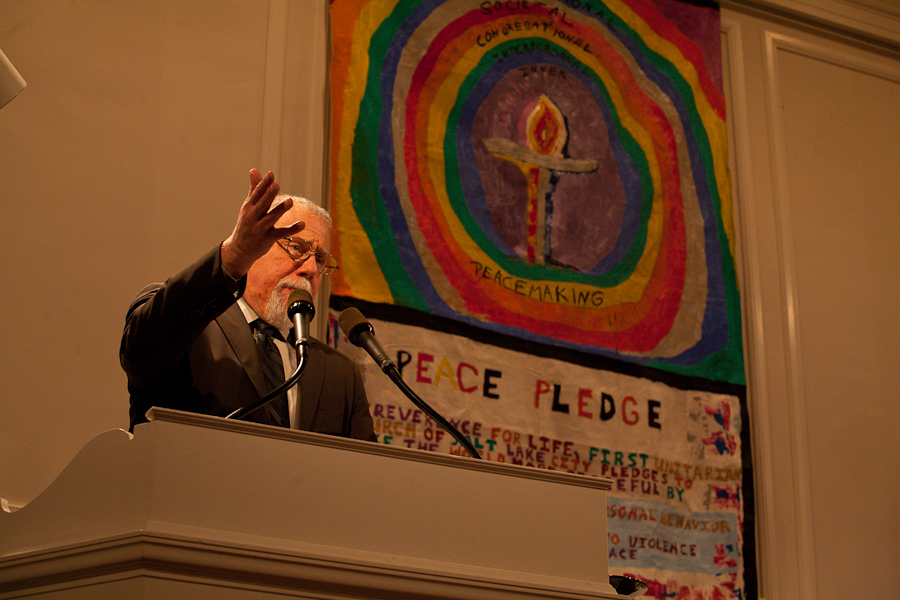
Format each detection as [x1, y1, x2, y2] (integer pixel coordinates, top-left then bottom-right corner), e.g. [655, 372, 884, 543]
[330, 0, 743, 380]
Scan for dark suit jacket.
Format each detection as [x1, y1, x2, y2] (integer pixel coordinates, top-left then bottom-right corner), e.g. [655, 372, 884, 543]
[120, 245, 376, 441]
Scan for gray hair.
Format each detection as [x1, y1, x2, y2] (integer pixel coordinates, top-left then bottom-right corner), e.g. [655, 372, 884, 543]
[272, 194, 332, 230]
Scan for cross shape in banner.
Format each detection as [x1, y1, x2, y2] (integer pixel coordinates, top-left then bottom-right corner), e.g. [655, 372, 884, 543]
[481, 94, 599, 266]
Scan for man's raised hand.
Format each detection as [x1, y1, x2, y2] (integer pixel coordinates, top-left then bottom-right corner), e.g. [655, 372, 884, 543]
[220, 169, 306, 280]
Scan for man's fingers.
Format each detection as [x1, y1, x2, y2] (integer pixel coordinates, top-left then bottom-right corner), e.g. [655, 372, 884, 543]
[271, 195, 292, 214]
[276, 220, 306, 239]
[255, 186, 289, 224]
[248, 170, 277, 207]
[248, 168, 263, 192]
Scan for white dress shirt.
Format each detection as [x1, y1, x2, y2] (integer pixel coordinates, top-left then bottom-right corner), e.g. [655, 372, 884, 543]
[236, 298, 300, 428]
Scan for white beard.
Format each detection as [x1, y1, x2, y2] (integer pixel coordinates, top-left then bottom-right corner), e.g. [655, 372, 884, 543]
[263, 276, 313, 330]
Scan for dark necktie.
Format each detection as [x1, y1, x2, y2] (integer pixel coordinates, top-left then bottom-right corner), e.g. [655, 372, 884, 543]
[251, 319, 290, 427]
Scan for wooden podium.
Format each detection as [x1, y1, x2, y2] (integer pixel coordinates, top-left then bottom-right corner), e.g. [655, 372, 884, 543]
[1, 408, 626, 599]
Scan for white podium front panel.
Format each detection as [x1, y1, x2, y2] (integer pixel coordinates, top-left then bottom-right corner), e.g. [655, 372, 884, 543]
[0, 408, 625, 599]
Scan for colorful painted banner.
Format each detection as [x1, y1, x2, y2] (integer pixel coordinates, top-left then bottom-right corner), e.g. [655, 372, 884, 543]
[328, 0, 743, 384]
[327, 0, 752, 597]
[328, 312, 748, 598]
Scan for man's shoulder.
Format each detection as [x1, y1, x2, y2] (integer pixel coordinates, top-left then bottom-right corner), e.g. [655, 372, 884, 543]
[124, 282, 164, 322]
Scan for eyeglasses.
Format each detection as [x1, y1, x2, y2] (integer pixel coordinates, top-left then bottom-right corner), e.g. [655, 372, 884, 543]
[275, 237, 339, 275]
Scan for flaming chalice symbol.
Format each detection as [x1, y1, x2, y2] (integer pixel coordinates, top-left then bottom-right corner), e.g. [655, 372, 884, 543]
[481, 94, 599, 265]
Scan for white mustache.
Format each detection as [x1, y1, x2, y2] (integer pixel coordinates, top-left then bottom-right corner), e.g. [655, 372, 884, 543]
[274, 276, 313, 295]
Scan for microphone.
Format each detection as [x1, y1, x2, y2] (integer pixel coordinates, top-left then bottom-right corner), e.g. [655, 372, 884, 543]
[337, 307, 395, 373]
[338, 308, 483, 459]
[226, 289, 313, 422]
[287, 288, 315, 348]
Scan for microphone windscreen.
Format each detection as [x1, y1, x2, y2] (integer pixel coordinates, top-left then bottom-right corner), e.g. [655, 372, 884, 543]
[338, 307, 372, 345]
[287, 288, 315, 318]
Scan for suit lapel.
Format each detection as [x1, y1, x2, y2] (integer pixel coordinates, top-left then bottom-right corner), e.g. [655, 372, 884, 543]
[298, 341, 324, 431]
[215, 303, 268, 399]
[214, 303, 324, 431]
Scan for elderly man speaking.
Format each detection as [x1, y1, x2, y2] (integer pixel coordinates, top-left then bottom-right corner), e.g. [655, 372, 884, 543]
[120, 169, 376, 440]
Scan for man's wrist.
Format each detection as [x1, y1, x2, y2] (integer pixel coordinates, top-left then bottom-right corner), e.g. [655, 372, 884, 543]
[220, 238, 251, 281]
[219, 241, 248, 297]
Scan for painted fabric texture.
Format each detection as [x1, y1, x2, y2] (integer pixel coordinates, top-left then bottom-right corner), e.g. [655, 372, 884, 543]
[328, 0, 751, 597]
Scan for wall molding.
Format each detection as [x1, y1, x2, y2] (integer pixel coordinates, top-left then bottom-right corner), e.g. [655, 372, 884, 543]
[767, 29, 900, 79]
[722, 0, 900, 51]
[755, 28, 900, 599]
[720, 16, 778, 600]
[259, 0, 290, 174]
[760, 30, 819, 600]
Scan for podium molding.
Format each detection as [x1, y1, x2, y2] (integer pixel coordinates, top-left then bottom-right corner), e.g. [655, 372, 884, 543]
[1, 408, 624, 599]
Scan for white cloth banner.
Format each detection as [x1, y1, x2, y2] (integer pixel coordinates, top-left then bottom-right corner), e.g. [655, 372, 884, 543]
[330, 311, 745, 595]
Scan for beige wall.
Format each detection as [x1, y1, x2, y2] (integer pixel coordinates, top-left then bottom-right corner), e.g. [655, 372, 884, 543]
[0, 0, 328, 503]
[721, 3, 900, 598]
[1, 1, 898, 599]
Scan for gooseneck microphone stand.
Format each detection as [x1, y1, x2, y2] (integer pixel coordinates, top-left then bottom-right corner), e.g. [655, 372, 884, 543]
[338, 307, 483, 460]
[381, 361, 484, 460]
[226, 290, 314, 422]
[225, 354, 307, 421]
